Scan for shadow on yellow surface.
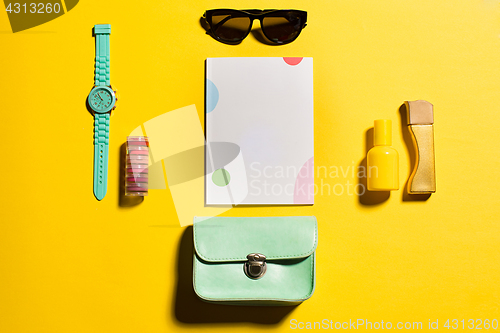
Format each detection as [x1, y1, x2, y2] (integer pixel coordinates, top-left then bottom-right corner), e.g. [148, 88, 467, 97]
[173, 227, 296, 324]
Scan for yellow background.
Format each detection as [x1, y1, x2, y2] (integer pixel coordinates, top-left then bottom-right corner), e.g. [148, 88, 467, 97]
[1, 0, 500, 332]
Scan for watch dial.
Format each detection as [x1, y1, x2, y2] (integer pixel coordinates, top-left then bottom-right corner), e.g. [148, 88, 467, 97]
[90, 88, 113, 111]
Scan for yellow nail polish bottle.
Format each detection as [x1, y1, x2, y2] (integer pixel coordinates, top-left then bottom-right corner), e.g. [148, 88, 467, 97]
[367, 119, 399, 191]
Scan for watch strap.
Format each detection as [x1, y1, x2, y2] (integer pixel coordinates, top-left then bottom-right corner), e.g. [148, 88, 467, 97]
[93, 113, 110, 200]
[94, 24, 111, 86]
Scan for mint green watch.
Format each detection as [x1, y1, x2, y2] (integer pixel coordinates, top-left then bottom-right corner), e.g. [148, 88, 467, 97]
[88, 24, 117, 201]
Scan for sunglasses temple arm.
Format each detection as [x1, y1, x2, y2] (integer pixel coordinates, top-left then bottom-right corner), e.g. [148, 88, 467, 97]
[202, 13, 214, 35]
[210, 15, 234, 32]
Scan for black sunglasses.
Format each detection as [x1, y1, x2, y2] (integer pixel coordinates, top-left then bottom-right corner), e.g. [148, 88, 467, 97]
[203, 9, 307, 45]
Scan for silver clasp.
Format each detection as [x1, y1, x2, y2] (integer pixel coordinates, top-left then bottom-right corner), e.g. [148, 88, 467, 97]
[244, 253, 267, 279]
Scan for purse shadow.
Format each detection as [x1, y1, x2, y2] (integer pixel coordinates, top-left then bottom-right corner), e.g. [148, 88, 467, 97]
[172, 227, 297, 324]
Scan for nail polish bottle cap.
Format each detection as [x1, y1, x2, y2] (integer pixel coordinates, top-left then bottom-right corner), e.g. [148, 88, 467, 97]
[374, 119, 392, 146]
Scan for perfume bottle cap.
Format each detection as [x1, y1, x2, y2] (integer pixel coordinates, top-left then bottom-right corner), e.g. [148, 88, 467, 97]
[374, 119, 392, 146]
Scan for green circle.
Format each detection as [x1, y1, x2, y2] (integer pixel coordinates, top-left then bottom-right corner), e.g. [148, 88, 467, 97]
[212, 168, 231, 187]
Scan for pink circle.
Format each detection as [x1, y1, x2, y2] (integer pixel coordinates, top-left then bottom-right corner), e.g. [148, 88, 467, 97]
[294, 157, 314, 204]
[283, 57, 303, 66]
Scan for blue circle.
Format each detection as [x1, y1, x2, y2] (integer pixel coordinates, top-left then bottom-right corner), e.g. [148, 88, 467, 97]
[206, 79, 219, 113]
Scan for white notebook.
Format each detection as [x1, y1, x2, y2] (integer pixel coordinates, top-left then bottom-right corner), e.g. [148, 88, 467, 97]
[205, 57, 314, 205]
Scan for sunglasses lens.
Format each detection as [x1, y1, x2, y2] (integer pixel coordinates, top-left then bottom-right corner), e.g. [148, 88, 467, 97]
[262, 12, 303, 43]
[212, 14, 251, 42]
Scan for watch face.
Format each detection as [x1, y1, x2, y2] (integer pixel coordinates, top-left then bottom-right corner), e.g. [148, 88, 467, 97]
[89, 87, 115, 113]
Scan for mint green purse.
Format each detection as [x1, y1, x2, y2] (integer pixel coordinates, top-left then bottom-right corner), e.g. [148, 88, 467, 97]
[193, 216, 318, 306]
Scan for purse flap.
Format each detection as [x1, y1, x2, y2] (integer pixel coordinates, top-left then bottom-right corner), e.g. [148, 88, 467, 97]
[193, 216, 317, 262]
